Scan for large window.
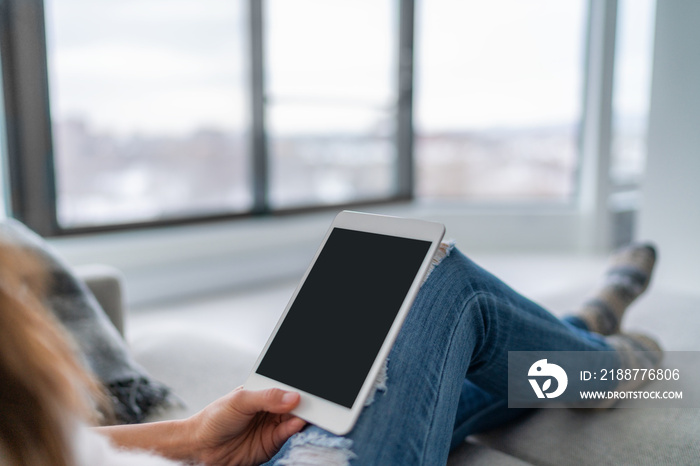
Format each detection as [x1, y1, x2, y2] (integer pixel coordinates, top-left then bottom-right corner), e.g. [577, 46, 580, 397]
[266, 0, 398, 209]
[415, 0, 586, 202]
[45, 0, 251, 227]
[38, 0, 405, 230]
[0, 0, 654, 237]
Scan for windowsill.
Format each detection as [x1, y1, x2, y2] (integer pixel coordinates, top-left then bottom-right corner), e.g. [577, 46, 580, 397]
[49, 200, 586, 306]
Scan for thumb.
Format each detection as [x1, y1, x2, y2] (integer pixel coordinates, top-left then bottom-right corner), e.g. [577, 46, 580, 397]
[230, 389, 301, 416]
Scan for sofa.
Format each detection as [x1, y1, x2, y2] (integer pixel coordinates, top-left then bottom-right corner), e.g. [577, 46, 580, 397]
[78, 264, 700, 465]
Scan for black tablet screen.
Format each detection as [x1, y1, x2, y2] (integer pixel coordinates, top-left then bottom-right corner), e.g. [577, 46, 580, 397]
[256, 227, 432, 408]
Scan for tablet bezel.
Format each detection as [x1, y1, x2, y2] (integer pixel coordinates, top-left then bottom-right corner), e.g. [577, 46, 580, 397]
[244, 210, 446, 435]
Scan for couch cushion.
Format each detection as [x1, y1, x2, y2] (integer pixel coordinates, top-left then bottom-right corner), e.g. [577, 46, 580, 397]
[130, 287, 700, 462]
[474, 405, 700, 466]
[448, 441, 533, 465]
[130, 328, 257, 421]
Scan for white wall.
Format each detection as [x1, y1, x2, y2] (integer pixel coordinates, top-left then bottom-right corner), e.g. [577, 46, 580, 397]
[637, 0, 700, 296]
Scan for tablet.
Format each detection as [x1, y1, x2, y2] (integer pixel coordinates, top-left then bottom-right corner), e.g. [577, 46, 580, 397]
[244, 210, 445, 435]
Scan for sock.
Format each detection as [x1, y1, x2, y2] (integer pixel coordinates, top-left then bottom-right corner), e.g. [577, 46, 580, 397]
[574, 242, 657, 335]
[572, 333, 663, 409]
[604, 333, 663, 406]
[606, 332, 664, 376]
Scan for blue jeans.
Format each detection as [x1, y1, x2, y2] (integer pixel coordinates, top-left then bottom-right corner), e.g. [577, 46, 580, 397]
[265, 247, 613, 465]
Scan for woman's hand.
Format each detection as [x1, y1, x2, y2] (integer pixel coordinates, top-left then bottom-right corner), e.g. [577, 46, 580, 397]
[188, 386, 306, 465]
[97, 387, 305, 465]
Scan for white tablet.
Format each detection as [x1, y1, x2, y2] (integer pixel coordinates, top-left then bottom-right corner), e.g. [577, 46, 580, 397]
[244, 210, 445, 435]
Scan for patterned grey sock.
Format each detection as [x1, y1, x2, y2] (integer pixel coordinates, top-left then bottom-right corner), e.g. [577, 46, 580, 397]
[606, 332, 664, 376]
[575, 243, 657, 335]
[574, 333, 663, 409]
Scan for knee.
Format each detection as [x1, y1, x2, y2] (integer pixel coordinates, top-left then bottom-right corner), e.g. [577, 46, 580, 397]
[422, 244, 496, 297]
[421, 240, 457, 285]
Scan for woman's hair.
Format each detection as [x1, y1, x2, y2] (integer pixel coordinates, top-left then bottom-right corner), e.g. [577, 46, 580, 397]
[0, 242, 106, 466]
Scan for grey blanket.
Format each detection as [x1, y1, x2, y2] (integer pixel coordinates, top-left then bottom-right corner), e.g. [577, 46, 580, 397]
[0, 219, 172, 423]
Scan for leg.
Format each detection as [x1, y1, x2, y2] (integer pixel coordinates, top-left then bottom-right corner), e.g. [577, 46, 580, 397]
[449, 379, 527, 452]
[450, 243, 661, 443]
[269, 247, 616, 465]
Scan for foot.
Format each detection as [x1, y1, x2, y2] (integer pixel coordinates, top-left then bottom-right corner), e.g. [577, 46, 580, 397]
[574, 242, 657, 335]
[574, 333, 663, 409]
[606, 332, 664, 375]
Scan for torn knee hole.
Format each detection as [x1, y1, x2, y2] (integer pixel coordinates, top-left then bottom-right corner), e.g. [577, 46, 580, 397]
[364, 357, 389, 406]
[275, 431, 356, 466]
[423, 240, 456, 285]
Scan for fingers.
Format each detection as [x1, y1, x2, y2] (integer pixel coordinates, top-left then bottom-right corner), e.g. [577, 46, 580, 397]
[271, 416, 307, 449]
[230, 388, 301, 416]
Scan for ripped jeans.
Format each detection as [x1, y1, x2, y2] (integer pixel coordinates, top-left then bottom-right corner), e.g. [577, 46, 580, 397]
[263, 245, 613, 465]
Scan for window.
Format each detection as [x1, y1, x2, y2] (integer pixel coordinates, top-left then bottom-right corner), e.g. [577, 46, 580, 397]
[45, 0, 251, 228]
[415, 0, 586, 202]
[0, 0, 651, 242]
[610, 0, 656, 186]
[31, 0, 407, 231]
[266, 0, 399, 209]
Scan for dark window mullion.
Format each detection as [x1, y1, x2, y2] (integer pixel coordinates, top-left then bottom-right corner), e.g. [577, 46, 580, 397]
[396, 0, 415, 199]
[249, 0, 269, 214]
[1, 0, 57, 236]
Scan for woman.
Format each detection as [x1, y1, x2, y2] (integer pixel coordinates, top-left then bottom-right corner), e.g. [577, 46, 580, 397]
[0, 240, 659, 465]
